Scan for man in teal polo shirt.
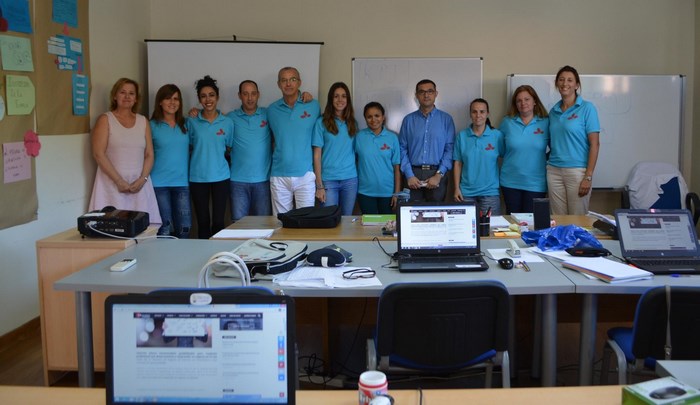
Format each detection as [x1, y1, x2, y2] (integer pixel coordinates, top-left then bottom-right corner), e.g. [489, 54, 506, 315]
[267, 67, 321, 215]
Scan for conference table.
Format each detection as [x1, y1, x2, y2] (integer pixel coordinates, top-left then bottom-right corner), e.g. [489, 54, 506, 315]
[0, 385, 625, 404]
[55, 237, 574, 388]
[224, 214, 607, 240]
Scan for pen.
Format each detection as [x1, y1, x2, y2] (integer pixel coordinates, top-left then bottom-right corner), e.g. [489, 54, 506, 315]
[519, 261, 531, 272]
[486, 207, 492, 217]
[670, 274, 692, 278]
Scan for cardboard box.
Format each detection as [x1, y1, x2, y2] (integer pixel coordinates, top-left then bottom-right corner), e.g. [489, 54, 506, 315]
[623, 377, 700, 405]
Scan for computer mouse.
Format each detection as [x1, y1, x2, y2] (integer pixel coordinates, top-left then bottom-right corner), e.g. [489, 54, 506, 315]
[498, 258, 514, 270]
[650, 386, 687, 400]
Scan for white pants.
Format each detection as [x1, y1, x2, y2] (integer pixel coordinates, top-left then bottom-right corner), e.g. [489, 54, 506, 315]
[270, 171, 316, 216]
[546, 166, 590, 215]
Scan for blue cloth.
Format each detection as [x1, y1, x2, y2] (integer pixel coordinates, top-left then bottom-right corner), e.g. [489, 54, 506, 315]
[355, 128, 401, 198]
[453, 126, 503, 197]
[154, 186, 191, 238]
[150, 120, 190, 187]
[230, 180, 271, 221]
[320, 178, 358, 216]
[548, 96, 600, 168]
[226, 107, 271, 183]
[187, 112, 233, 183]
[312, 117, 357, 181]
[499, 116, 550, 193]
[399, 108, 455, 178]
[267, 97, 321, 177]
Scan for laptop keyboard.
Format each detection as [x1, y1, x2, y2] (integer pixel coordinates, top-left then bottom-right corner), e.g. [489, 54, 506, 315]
[402, 256, 483, 264]
[632, 258, 700, 267]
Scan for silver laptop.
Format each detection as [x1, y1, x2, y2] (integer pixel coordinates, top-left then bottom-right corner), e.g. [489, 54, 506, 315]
[615, 209, 700, 274]
[105, 290, 296, 405]
[396, 201, 489, 272]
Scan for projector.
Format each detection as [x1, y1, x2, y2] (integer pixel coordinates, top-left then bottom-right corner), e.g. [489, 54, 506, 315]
[78, 207, 149, 237]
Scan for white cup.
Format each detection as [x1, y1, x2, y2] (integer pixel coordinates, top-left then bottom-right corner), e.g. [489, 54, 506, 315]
[358, 370, 388, 405]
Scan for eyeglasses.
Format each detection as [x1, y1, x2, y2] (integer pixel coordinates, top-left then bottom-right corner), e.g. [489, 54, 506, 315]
[342, 268, 376, 279]
[279, 77, 300, 84]
[416, 89, 436, 96]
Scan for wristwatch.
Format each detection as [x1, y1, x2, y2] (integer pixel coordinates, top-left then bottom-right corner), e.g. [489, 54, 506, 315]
[584, 175, 593, 181]
[435, 170, 444, 177]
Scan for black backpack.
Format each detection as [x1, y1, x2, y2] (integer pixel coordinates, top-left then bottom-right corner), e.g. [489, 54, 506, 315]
[277, 205, 341, 228]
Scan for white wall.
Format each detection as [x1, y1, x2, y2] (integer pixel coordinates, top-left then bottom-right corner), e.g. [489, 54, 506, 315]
[0, 0, 151, 335]
[0, 0, 696, 335]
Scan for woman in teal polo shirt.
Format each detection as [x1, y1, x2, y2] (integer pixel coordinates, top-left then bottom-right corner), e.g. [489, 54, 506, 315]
[354, 102, 401, 214]
[547, 65, 600, 215]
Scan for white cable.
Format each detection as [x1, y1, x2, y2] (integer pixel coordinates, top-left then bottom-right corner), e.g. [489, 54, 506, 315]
[197, 251, 250, 288]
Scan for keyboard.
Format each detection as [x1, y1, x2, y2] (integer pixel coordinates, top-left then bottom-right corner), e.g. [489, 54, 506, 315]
[401, 255, 483, 264]
[631, 258, 700, 267]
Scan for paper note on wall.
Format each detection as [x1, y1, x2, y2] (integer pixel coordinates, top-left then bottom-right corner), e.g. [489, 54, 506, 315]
[46, 34, 82, 71]
[0, 35, 34, 71]
[3, 142, 31, 183]
[5, 74, 35, 115]
[0, 0, 33, 34]
[72, 73, 88, 115]
[52, 0, 78, 28]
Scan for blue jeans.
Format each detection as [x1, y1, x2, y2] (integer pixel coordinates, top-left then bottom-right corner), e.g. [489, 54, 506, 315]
[464, 195, 502, 216]
[154, 186, 192, 238]
[230, 180, 272, 221]
[320, 177, 358, 216]
[501, 186, 547, 214]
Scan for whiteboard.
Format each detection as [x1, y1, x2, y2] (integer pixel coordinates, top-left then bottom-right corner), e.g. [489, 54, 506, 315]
[507, 74, 685, 189]
[352, 57, 482, 134]
[146, 40, 321, 114]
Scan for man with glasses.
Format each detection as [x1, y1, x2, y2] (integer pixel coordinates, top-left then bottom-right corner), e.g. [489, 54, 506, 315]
[399, 79, 455, 202]
[267, 66, 321, 215]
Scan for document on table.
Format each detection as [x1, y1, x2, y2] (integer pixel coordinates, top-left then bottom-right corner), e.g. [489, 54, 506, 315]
[487, 248, 544, 262]
[211, 229, 275, 239]
[490, 215, 511, 228]
[273, 266, 382, 288]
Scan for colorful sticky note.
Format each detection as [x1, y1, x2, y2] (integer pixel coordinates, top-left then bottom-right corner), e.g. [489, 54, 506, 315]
[0, 34, 34, 71]
[52, 0, 78, 28]
[0, 0, 32, 34]
[5, 74, 35, 115]
[3, 141, 31, 183]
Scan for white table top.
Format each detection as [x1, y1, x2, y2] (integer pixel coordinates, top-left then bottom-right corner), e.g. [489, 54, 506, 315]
[54, 238, 575, 297]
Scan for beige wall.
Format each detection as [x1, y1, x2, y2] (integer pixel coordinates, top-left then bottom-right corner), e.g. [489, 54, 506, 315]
[0, 0, 695, 335]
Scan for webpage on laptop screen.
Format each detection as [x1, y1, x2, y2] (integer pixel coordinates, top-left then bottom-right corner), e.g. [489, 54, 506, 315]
[400, 206, 477, 249]
[111, 303, 289, 403]
[619, 213, 697, 251]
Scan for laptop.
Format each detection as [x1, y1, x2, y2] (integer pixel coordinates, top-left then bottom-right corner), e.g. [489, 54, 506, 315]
[105, 290, 296, 405]
[396, 201, 489, 272]
[615, 209, 700, 274]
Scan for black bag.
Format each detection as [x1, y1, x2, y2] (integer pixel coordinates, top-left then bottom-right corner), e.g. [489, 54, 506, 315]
[277, 205, 342, 228]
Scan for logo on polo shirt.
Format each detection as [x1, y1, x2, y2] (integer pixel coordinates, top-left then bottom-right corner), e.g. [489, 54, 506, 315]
[380, 143, 390, 150]
[216, 129, 225, 135]
[567, 113, 579, 121]
[260, 120, 267, 128]
[534, 128, 544, 134]
[485, 143, 495, 151]
[300, 111, 311, 119]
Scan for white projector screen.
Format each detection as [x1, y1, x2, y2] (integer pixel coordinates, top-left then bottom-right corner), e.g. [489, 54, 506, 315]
[146, 40, 322, 115]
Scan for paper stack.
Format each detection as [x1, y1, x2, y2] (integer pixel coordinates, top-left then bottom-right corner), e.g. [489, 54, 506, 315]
[562, 257, 653, 283]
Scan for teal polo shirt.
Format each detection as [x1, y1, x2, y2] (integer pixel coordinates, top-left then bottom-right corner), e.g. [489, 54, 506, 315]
[267, 97, 321, 177]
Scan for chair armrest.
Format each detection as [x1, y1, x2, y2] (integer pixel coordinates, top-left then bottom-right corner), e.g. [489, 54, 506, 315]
[366, 338, 377, 370]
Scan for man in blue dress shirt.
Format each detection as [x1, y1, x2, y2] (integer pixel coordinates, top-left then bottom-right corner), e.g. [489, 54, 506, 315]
[399, 79, 456, 202]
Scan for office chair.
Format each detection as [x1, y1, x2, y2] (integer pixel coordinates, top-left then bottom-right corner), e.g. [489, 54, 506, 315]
[600, 286, 700, 385]
[366, 281, 511, 388]
[621, 162, 700, 223]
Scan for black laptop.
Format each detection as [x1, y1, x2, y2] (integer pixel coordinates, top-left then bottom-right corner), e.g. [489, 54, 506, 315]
[105, 290, 296, 405]
[396, 201, 489, 272]
[615, 209, 700, 274]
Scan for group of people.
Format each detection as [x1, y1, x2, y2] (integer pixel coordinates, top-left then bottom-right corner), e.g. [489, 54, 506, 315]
[88, 64, 600, 239]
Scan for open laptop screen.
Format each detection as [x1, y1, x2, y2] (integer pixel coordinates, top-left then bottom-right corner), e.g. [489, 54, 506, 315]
[615, 209, 700, 257]
[106, 293, 295, 405]
[397, 202, 479, 255]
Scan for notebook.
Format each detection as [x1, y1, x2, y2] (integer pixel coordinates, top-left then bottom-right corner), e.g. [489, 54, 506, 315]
[105, 290, 296, 405]
[396, 201, 489, 272]
[615, 208, 700, 274]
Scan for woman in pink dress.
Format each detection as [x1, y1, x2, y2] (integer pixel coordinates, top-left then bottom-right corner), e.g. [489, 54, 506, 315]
[88, 78, 161, 224]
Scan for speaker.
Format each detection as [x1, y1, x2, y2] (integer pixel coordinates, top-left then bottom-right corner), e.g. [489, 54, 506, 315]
[533, 198, 551, 230]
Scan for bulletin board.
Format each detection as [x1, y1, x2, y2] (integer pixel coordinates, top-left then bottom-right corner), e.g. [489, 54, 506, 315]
[0, 0, 38, 229]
